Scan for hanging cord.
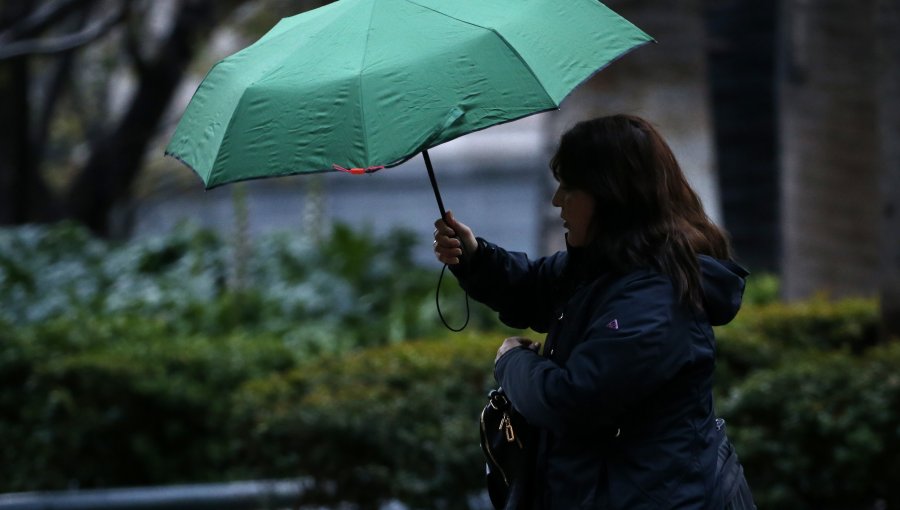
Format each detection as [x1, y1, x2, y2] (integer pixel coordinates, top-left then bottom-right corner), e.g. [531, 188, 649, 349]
[423, 149, 470, 332]
[435, 243, 470, 332]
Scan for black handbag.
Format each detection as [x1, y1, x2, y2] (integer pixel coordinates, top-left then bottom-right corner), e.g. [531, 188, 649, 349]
[479, 388, 536, 510]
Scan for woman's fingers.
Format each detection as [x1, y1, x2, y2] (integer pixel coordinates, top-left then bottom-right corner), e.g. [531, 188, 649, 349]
[496, 336, 539, 362]
[443, 211, 478, 255]
[434, 240, 463, 264]
[433, 225, 462, 264]
[433, 211, 476, 265]
[433, 219, 456, 238]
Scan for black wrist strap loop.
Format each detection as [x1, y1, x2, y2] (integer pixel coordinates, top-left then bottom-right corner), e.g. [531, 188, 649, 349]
[435, 235, 470, 332]
[436, 263, 470, 332]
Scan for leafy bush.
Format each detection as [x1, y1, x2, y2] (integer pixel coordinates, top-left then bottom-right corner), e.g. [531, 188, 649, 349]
[711, 297, 890, 510]
[0, 221, 501, 499]
[0, 222, 496, 353]
[718, 342, 900, 510]
[740, 272, 781, 306]
[0, 319, 504, 506]
[0, 221, 240, 327]
[231, 332, 500, 509]
[0, 317, 297, 491]
[714, 297, 880, 393]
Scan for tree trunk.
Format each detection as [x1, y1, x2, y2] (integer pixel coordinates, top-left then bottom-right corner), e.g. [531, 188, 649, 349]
[65, 0, 217, 237]
[778, 0, 882, 301]
[0, 56, 33, 224]
[1, 0, 252, 236]
[0, 0, 65, 225]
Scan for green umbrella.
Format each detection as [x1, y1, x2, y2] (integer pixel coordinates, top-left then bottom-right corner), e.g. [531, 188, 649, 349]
[166, 0, 652, 216]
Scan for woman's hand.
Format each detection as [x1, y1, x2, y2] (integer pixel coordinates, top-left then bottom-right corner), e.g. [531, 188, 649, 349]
[496, 336, 541, 362]
[433, 210, 478, 265]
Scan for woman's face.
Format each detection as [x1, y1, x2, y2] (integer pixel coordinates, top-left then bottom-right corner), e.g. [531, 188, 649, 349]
[551, 181, 595, 247]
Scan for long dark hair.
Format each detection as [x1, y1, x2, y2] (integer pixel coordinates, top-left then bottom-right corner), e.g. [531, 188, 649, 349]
[550, 114, 731, 307]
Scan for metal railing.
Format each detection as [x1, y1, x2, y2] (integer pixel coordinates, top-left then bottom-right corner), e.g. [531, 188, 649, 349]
[0, 479, 315, 510]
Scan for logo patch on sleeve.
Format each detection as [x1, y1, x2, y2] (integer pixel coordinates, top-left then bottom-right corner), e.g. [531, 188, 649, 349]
[606, 319, 619, 330]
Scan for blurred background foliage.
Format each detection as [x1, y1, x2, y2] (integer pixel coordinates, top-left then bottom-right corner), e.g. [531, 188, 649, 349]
[1, 223, 895, 510]
[0, 220, 496, 349]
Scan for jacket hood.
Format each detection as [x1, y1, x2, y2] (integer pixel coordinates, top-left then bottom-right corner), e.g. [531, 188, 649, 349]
[564, 244, 749, 325]
[699, 255, 749, 326]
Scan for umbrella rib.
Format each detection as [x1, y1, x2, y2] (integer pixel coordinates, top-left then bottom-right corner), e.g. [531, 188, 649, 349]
[356, 0, 380, 166]
[400, 0, 556, 107]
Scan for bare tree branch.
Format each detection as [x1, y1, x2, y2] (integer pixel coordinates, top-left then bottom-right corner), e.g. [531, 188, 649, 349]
[65, 0, 236, 236]
[0, 0, 93, 40]
[1, 0, 256, 233]
[33, 32, 82, 160]
[124, 12, 150, 79]
[0, 2, 124, 60]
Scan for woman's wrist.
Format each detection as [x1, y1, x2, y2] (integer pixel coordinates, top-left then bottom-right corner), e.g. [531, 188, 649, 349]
[462, 235, 479, 257]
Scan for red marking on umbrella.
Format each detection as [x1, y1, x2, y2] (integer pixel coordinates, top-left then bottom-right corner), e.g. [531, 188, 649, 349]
[332, 164, 384, 175]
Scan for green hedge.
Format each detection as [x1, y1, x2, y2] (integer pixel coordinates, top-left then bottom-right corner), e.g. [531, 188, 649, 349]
[3, 301, 890, 509]
[0, 317, 297, 491]
[714, 298, 880, 392]
[712, 296, 896, 510]
[0, 319, 499, 508]
[0, 222, 501, 504]
[231, 332, 499, 509]
[718, 342, 900, 510]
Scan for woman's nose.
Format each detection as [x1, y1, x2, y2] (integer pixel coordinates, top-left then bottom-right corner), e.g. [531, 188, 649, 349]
[551, 187, 562, 207]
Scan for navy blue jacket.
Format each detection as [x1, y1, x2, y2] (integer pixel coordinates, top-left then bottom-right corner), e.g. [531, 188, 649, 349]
[452, 239, 748, 510]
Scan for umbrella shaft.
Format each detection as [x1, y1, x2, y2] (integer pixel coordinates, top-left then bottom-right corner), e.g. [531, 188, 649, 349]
[423, 150, 448, 221]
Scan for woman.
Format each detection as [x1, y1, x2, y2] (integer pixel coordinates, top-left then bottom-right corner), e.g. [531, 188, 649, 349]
[433, 114, 750, 509]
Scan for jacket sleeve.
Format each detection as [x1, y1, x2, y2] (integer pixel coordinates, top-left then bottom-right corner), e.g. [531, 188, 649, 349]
[494, 271, 694, 432]
[449, 238, 564, 332]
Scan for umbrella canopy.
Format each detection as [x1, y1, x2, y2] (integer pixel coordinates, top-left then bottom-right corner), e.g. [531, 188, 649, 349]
[166, 0, 652, 188]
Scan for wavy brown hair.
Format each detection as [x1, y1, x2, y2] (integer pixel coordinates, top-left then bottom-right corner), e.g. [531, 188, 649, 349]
[550, 114, 731, 307]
